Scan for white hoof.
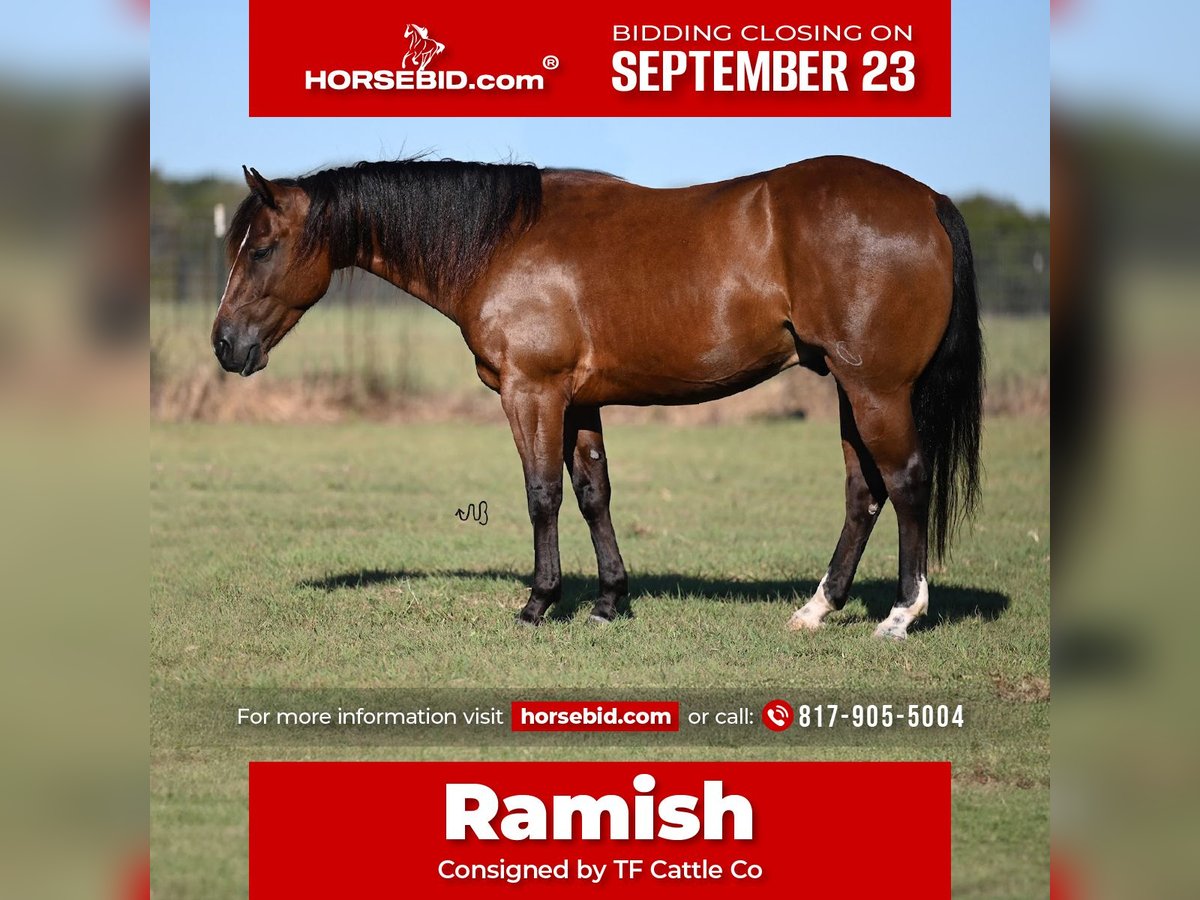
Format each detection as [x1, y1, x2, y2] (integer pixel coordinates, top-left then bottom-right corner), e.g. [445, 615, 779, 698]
[787, 575, 834, 632]
[872, 577, 929, 640]
[873, 614, 913, 640]
[787, 605, 827, 631]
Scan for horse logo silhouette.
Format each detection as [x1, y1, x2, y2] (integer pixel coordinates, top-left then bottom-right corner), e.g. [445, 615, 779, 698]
[403, 23, 446, 72]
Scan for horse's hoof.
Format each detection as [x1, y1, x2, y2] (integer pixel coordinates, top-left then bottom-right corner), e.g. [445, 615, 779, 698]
[873, 581, 929, 639]
[788, 580, 834, 632]
[872, 618, 910, 640]
[589, 605, 616, 623]
[787, 594, 834, 632]
[786, 608, 824, 632]
[590, 600, 623, 623]
[516, 610, 544, 627]
[873, 590, 927, 639]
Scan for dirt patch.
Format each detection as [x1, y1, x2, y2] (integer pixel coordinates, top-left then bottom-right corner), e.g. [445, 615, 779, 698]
[990, 673, 1051, 703]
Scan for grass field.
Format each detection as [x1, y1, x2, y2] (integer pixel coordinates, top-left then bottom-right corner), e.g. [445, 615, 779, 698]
[151, 415, 1049, 897]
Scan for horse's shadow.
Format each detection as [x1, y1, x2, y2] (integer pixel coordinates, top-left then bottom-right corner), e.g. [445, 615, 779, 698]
[298, 568, 1009, 630]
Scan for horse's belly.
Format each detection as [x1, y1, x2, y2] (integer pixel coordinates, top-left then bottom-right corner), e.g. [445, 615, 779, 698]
[574, 338, 799, 407]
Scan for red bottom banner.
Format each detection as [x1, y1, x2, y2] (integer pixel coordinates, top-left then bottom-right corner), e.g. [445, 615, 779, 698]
[250, 761, 950, 898]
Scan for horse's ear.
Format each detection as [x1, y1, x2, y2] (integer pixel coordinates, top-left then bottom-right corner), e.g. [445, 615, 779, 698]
[243, 165, 279, 210]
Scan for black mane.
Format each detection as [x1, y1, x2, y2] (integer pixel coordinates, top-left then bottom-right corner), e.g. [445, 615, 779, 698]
[228, 159, 543, 297]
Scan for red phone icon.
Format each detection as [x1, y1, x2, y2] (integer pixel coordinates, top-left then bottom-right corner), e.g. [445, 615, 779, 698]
[761, 699, 794, 732]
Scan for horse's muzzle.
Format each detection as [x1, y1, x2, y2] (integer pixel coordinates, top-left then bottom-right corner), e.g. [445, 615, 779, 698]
[213, 324, 265, 376]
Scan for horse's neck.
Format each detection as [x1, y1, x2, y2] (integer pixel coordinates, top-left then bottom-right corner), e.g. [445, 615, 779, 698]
[358, 256, 458, 324]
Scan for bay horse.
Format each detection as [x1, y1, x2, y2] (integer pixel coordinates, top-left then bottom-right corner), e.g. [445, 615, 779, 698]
[213, 157, 983, 639]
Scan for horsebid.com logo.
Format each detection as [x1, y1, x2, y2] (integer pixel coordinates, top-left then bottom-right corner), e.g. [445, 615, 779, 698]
[402, 23, 444, 72]
[304, 21, 550, 92]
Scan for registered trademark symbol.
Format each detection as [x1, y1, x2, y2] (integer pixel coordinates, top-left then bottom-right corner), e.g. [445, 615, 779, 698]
[542, 55, 559, 70]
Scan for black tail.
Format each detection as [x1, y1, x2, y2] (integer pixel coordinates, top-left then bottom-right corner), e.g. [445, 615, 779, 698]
[915, 195, 985, 562]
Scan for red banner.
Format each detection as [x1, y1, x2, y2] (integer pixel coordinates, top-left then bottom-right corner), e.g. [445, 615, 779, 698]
[249, 761, 950, 897]
[249, 0, 951, 117]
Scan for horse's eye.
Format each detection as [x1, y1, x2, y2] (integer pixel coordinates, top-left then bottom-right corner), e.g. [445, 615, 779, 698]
[251, 245, 273, 262]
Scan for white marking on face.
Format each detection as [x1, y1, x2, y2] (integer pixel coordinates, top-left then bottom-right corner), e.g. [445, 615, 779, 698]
[787, 573, 835, 631]
[868, 502, 879, 516]
[217, 226, 252, 314]
[589, 449, 601, 460]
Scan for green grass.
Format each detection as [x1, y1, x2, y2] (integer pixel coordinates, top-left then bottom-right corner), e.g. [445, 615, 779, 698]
[151, 418, 1049, 897]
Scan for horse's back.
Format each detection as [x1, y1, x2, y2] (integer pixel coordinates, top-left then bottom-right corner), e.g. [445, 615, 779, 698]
[468, 157, 953, 404]
[517, 167, 797, 404]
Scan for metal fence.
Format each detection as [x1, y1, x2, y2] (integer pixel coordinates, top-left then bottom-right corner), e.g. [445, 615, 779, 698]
[151, 205, 407, 309]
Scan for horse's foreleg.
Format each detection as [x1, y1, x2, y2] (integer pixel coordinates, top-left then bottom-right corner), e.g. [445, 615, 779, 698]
[502, 382, 567, 625]
[788, 384, 886, 631]
[564, 406, 628, 622]
[846, 387, 931, 640]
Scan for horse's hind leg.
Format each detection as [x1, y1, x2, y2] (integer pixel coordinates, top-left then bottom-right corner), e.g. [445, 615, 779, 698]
[788, 383, 887, 631]
[844, 386, 932, 639]
[564, 406, 629, 622]
[501, 381, 568, 625]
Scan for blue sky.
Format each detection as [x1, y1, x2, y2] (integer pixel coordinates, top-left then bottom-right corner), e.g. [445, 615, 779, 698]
[1052, 0, 1200, 129]
[150, 1, 1050, 211]
[0, 1, 145, 83]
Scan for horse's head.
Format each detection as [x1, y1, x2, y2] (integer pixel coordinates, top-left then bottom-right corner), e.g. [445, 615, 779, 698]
[404, 23, 425, 39]
[211, 167, 333, 376]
